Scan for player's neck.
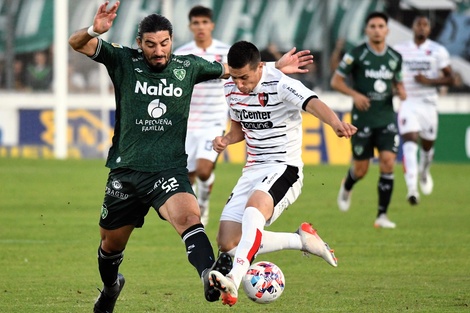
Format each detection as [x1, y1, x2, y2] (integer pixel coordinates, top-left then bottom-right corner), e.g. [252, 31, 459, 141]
[367, 41, 386, 54]
[195, 38, 213, 51]
[414, 38, 426, 47]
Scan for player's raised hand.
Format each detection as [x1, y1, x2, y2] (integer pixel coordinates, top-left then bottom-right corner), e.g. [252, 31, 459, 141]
[276, 47, 314, 74]
[92, 1, 120, 35]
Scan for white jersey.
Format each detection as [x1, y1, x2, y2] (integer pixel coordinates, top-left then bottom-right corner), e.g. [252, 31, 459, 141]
[393, 39, 450, 103]
[225, 66, 317, 168]
[174, 39, 230, 130]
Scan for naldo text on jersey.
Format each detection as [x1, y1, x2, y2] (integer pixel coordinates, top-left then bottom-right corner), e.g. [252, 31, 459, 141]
[134, 80, 183, 97]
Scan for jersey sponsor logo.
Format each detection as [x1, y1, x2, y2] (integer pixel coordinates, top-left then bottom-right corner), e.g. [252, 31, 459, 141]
[173, 69, 186, 81]
[284, 85, 305, 101]
[135, 116, 173, 132]
[241, 121, 274, 129]
[112, 179, 123, 190]
[111, 43, 123, 48]
[365, 65, 394, 80]
[147, 99, 167, 118]
[105, 186, 129, 200]
[374, 79, 387, 93]
[403, 60, 431, 71]
[135, 68, 143, 73]
[235, 109, 272, 121]
[134, 80, 183, 97]
[258, 93, 269, 106]
[386, 122, 398, 133]
[357, 127, 371, 138]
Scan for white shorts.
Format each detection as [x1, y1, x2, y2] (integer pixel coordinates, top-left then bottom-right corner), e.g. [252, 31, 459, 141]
[397, 98, 438, 141]
[185, 126, 225, 172]
[220, 164, 303, 226]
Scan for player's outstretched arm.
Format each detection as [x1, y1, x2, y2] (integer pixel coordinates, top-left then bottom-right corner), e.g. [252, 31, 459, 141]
[304, 98, 357, 139]
[275, 47, 314, 74]
[69, 1, 120, 56]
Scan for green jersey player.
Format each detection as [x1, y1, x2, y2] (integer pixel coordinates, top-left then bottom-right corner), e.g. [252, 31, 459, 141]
[68, 1, 314, 312]
[331, 11, 406, 229]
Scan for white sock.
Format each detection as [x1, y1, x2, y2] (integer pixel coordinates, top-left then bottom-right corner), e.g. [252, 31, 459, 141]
[419, 147, 434, 174]
[402, 141, 418, 193]
[197, 172, 215, 204]
[257, 231, 302, 254]
[229, 206, 265, 289]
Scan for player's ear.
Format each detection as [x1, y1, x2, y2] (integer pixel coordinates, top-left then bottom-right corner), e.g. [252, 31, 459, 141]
[136, 36, 142, 49]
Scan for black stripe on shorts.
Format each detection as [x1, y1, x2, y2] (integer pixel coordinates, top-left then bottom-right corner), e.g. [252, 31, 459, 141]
[269, 165, 299, 206]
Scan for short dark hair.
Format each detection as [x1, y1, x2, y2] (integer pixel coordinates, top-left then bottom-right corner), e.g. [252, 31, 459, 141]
[228, 41, 261, 69]
[413, 15, 430, 25]
[188, 5, 213, 21]
[365, 11, 388, 25]
[137, 14, 173, 38]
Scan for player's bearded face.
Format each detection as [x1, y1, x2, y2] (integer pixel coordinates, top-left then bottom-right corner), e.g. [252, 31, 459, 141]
[138, 31, 172, 71]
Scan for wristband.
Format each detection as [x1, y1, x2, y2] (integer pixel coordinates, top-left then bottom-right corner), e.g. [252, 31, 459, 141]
[87, 25, 101, 38]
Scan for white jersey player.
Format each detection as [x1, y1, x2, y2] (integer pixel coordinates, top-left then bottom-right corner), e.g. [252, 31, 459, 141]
[393, 16, 454, 205]
[208, 41, 357, 307]
[174, 5, 230, 225]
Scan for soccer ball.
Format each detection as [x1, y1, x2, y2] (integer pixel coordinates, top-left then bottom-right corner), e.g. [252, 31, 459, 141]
[242, 261, 285, 304]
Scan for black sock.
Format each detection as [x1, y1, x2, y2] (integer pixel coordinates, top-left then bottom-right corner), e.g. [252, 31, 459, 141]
[98, 245, 124, 289]
[344, 168, 358, 191]
[181, 224, 215, 277]
[378, 173, 394, 217]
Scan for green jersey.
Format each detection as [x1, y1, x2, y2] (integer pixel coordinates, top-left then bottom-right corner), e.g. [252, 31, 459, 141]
[91, 39, 224, 172]
[336, 43, 403, 128]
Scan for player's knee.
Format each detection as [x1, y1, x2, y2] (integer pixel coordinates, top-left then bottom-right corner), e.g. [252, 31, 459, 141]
[216, 234, 238, 253]
[217, 241, 237, 253]
[353, 167, 368, 179]
[197, 169, 213, 181]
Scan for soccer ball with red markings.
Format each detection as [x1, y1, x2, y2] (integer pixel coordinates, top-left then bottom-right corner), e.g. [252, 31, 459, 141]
[242, 261, 285, 304]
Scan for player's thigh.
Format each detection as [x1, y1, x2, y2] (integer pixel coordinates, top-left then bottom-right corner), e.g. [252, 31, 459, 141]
[374, 125, 399, 155]
[398, 103, 420, 135]
[100, 168, 151, 231]
[351, 128, 375, 160]
[418, 106, 438, 141]
[160, 192, 200, 234]
[145, 167, 197, 225]
[220, 171, 256, 224]
[252, 165, 303, 226]
[378, 150, 397, 173]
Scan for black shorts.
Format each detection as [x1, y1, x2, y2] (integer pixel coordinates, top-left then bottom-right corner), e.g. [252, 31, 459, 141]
[351, 124, 399, 160]
[99, 167, 195, 230]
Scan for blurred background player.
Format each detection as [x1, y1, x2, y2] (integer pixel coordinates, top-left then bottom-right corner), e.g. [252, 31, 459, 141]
[393, 16, 454, 205]
[331, 12, 406, 228]
[174, 5, 230, 226]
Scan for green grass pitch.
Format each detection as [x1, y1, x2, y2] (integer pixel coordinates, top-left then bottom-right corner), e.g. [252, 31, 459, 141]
[0, 158, 469, 312]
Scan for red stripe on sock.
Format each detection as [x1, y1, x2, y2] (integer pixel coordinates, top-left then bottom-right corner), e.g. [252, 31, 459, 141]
[246, 229, 262, 262]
